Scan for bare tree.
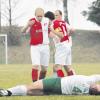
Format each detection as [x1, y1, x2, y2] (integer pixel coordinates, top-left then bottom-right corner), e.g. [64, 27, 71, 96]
[1, 0, 23, 45]
[44, 0, 70, 23]
[9, 0, 11, 27]
[0, 0, 1, 32]
[1, 0, 22, 30]
[63, 0, 69, 24]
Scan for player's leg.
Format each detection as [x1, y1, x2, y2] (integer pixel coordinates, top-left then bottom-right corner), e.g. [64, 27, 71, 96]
[54, 64, 64, 77]
[39, 65, 47, 79]
[53, 64, 58, 77]
[27, 78, 62, 95]
[0, 80, 44, 96]
[64, 65, 75, 76]
[27, 80, 44, 95]
[64, 46, 75, 76]
[30, 46, 40, 82]
[53, 45, 65, 77]
[39, 45, 50, 79]
[85, 75, 100, 84]
[0, 78, 62, 96]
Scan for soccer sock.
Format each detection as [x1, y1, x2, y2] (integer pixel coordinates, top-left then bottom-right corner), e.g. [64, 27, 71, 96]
[8, 85, 27, 96]
[32, 68, 38, 82]
[39, 71, 47, 79]
[67, 69, 75, 76]
[57, 69, 64, 77]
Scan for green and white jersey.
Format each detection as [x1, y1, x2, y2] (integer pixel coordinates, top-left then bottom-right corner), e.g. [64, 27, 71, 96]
[61, 75, 90, 95]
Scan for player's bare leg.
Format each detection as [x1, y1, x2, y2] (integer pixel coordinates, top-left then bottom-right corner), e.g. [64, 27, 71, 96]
[27, 80, 44, 95]
[53, 65, 57, 77]
[39, 65, 47, 79]
[64, 65, 76, 76]
[54, 64, 64, 77]
[0, 80, 44, 96]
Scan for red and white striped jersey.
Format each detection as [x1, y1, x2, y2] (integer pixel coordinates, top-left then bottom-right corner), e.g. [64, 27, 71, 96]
[29, 17, 49, 45]
[53, 20, 69, 42]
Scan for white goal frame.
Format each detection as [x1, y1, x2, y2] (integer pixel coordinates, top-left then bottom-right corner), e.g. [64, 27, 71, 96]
[0, 34, 8, 64]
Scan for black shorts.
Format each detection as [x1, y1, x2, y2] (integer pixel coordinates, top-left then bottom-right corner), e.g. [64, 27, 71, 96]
[43, 78, 62, 95]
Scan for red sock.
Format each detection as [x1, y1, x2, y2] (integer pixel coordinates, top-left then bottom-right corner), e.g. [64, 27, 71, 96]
[67, 70, 75, 76]
[32, 68, 38, 82]
[57, 69, 64, 77]
[39, 71, 47, 79]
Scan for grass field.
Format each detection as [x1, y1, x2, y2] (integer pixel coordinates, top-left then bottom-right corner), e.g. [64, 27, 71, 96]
[0, 63, 100, 100]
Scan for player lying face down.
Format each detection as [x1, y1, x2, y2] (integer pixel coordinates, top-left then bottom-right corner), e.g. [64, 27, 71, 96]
[0, 75, 100, 96]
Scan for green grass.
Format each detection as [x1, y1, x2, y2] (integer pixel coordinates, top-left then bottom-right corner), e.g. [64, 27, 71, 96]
[0, 64, 100, 100]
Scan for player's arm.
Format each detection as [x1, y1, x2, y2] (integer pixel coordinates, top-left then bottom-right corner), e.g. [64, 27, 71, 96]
[85, 75, 100, 84]
[91, 75, 100, 83]
[66, 23, 75, 36]
[69, 28, 75, 36]
[21, 20, 35, 33]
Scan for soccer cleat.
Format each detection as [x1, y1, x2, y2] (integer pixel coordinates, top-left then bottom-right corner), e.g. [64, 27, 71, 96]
[0, 89, 9, 97]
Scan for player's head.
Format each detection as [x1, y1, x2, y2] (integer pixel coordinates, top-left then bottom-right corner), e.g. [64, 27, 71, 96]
[35, 8, 44, 21]
[89, 84, 100, 95]
[54, 10, 62, 20]
[45, 11, 55, 21]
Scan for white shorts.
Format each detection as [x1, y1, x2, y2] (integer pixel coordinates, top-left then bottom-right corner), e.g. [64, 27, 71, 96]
[55, 41, 72, 65]
[30, 44, 50, 66]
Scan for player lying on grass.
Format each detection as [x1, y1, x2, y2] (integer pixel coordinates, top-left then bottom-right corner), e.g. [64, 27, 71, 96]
[0, 75, 100, 96]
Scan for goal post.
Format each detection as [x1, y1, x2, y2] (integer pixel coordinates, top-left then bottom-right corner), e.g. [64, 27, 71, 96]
[0, 34, 8, 64]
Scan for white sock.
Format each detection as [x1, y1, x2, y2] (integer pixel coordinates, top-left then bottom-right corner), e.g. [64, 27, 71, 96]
[8, 85, 27, 96]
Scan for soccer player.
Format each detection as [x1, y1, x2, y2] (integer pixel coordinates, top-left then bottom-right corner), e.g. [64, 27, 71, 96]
[22, 8, 50, 82]
[50, 10, 76, 77]
[0, 75, 100, 96]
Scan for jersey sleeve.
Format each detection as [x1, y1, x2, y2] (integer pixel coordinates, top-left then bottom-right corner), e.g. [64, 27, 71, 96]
[65, 23, 72, 33]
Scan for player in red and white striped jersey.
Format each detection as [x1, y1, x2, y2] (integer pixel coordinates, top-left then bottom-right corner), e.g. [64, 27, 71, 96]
[50, 10, 76, 77]
[22, 8, 50, 82]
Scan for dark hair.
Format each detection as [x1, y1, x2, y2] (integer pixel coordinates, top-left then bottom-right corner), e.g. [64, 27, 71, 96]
[89, 88, 100, 95]
[45, 11, 55, 21]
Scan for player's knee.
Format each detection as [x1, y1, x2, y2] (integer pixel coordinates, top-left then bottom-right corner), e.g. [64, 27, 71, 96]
[64, 65, 72, 71]
[41, 66, 48, 71]
[54, 64, 62, 70]
[32, 65, 39, 69]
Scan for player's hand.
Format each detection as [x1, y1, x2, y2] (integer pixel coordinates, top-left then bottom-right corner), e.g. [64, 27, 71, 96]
[69, 28, 75, 36]
[27, 20, 35, 27]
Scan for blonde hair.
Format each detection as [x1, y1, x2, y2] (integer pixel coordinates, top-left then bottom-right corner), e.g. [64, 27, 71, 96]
[35, 8, 44, 15]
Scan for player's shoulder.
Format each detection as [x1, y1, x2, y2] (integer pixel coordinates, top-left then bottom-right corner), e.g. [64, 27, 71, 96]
[53, 19, 58, 22]
[52, 20, 59, 25]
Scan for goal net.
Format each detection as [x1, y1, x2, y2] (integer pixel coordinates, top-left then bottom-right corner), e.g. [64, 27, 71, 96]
[0, 34, 8, 64]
